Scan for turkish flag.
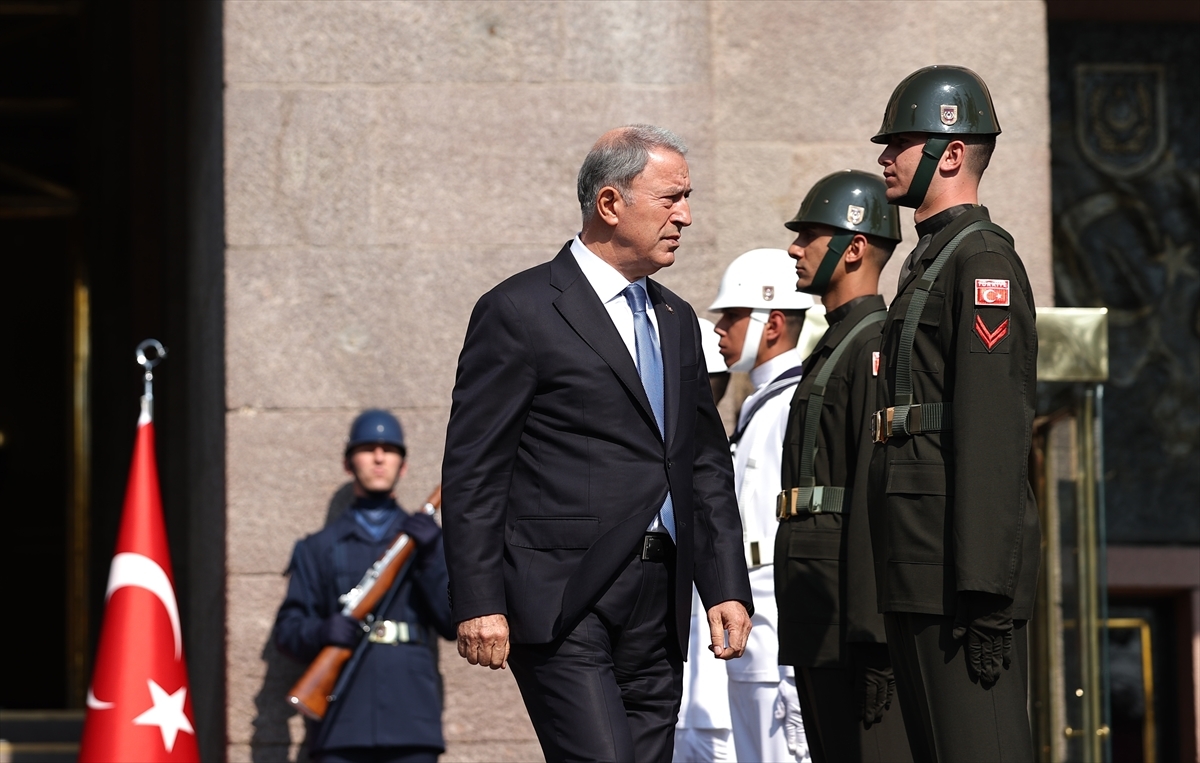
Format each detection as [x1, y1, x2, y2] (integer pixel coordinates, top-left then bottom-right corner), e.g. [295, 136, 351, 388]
[80, 405, 200, 762]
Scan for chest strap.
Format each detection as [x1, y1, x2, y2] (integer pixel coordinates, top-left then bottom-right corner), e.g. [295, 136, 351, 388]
[879, 220, 1009, 442]
[730, 366, 804, 447]
[777, 309, 886, 520]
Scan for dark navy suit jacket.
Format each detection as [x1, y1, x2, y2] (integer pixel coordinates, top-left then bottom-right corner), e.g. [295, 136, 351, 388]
[274, 506, 455, 753]
[441, 243, 752, 654]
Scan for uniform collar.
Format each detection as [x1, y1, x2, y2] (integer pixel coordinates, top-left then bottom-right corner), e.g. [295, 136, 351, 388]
[823, 294, 875, 327]
[749, 347, 804, 390]
[915, 203, 978, 240]
[809, 295, 887, 359]
[333, 500, 404, 543]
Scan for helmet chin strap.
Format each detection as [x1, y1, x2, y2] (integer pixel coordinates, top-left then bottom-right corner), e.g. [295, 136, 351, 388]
[895, 136, 951, 209]
[728, 309, 769, 373]
[801, 233, 855, 295]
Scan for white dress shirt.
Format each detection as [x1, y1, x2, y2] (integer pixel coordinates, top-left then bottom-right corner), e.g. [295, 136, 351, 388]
[570, 236, 660, 363]
[571, 236, 672, 537]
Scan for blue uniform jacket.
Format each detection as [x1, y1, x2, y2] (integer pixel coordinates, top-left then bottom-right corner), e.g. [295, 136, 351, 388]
[273, 505, 455, 753]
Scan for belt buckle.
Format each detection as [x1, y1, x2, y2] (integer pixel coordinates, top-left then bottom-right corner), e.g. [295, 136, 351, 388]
[871, 408, 894, 443]
[641, 533, 667, 562]
[368, 620, 397, 644]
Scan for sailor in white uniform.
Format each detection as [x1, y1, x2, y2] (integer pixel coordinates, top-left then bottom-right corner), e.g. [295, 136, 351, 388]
[711, 250, 814, 763]
[675, 318, 738, 763]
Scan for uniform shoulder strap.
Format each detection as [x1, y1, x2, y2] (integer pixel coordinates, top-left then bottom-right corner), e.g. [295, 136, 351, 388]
[790, 309, 887, 504]
[892, 220, 1008, 409]
[730, 366, 803, 446]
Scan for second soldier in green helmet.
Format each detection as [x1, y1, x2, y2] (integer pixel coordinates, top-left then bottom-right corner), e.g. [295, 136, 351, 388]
[773, 170, 914, 763]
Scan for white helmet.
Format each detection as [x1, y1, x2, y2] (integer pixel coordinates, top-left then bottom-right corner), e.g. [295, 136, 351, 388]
[696, 318, 726, 375]
[708, 249, 814, 372]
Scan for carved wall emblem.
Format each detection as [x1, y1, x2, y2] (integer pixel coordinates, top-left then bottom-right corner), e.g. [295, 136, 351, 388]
[1075, 64, 1166, 178]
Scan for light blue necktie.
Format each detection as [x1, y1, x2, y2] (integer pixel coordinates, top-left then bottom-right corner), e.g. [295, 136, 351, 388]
[623, 283, 676, 542]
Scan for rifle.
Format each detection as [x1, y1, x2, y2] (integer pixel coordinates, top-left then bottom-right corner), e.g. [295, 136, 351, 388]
[286, 484, 442, 720]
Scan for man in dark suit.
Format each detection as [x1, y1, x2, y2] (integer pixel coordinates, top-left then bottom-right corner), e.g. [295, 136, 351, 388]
[441, 125, 754, 763]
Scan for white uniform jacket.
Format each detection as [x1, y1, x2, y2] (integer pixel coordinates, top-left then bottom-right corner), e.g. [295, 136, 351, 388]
[728, 349, 803, 683]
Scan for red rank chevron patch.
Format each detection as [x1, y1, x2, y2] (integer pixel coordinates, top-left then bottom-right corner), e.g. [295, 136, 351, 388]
[974, 313, 1010, 351]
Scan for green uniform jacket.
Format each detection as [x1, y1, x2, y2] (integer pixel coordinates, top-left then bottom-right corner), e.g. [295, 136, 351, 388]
[776, 295, 888, 668]
[867, 206, 1041, 620]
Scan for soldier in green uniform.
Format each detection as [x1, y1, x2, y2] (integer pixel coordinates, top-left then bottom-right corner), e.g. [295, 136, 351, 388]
[775, 170, 913, 763]
[867, 65, 1040, 762]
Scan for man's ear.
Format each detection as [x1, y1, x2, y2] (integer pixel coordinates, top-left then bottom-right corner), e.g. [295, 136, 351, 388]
[843, 233, 870, 265]
[595, 186, 623, 226]
[940, 139, 967, 174]
[764, 309, 788, 341]
[399, 459, 409, 480]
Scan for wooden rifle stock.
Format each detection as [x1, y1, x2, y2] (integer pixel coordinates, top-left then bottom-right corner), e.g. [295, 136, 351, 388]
[286, 484, 442, 720]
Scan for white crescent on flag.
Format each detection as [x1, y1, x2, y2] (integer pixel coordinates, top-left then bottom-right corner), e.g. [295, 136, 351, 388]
[86, 688, 114, 710]
[106, 552, 183, 659]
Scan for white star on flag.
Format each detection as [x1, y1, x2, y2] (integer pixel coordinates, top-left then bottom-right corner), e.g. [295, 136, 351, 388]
[132, 680, 195, 753]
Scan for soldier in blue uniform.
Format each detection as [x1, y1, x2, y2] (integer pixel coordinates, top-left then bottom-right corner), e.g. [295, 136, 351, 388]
[274, 409, 455, 763]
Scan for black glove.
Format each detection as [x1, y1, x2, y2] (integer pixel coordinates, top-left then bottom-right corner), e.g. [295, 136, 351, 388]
[848, 642, 895, 725]
[951, 591, 1013, 685]
[403, 511, 442, 567]
[321, 613, 364, 648]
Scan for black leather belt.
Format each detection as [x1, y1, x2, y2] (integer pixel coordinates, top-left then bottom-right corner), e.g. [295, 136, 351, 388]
[640, 532, 673, 562]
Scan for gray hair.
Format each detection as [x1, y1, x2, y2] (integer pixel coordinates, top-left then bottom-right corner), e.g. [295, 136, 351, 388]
[577, 125, 689, 225]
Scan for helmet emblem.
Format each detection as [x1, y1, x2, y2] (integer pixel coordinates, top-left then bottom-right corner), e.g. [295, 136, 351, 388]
[846, 205, 865, 225]
[941, 105, 958, 125]
[762, 286, 775, 302]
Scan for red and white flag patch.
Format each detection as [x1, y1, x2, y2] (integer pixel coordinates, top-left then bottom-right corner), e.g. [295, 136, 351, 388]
[974, 314, 1010, 351]
[872, 351, 880, 377]
[975, 279, 1010, 306]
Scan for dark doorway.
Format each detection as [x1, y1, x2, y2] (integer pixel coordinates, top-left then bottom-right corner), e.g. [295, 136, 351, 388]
[0, 1, 225, 759]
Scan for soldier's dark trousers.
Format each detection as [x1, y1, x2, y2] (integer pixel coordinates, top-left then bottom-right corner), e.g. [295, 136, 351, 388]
[884, 614, 1034, 763]
[796, 666, 913, 763]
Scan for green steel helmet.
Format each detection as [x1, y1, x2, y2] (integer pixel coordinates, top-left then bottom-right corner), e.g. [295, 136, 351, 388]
[783, 170, 902, 295]
[871, 65, 1001, 144]
[785, 169, 902, 243]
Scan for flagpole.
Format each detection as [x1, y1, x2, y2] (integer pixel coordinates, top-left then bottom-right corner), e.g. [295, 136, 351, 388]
[80, 338, 200, 763]
[136, 338, 167, 421]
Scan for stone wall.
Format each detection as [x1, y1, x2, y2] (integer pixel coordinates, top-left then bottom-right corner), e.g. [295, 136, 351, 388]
[222, 2, 1051, 760]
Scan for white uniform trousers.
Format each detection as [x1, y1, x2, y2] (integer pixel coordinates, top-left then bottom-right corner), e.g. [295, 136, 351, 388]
[727, 566, 811, 763]
[675, 587, 737, 763]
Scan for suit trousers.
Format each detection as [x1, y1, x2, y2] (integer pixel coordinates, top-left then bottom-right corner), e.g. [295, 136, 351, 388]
[315, 746, 440, 763]
[509, 548, 683, 763]
[884, 613, 1033, 763]
[795, 666, 911, 763]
